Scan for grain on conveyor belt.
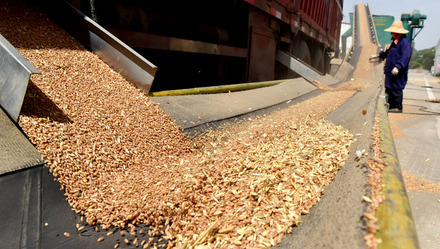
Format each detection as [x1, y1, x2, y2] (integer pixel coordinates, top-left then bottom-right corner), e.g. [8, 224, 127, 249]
[1, 1, 358, 248]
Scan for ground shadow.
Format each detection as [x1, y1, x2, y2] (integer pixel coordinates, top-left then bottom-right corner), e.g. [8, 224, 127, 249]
[20, 80, 72, 124]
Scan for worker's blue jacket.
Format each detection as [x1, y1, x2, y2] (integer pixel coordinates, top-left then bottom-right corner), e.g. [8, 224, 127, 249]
[379, 35, 412, 90]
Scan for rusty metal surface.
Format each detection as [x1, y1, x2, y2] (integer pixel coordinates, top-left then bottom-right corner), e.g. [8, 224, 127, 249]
[107, 28, 248, 58]
[248, 29, 277, 82]
[244, 0, 342, 51]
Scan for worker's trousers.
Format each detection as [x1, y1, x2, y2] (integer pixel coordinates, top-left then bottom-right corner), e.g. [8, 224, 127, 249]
[385, 87, 403, 110]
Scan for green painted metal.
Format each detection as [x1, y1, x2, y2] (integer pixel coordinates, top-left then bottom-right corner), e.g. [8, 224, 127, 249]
[342, 13, 354, 39]
[401, 10, 427, 45]
[375, 95, 420, 249]
[373, 15, 395, 49]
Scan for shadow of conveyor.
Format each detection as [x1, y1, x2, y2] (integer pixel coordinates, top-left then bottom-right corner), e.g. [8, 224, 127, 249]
[21, 80, 72, 124]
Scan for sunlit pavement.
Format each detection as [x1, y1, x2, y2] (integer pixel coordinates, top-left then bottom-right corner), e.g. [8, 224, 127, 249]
[388, 69, 440, 249]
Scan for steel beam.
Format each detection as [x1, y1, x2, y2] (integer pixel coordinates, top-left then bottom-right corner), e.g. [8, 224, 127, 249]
[276, 49, 322, 83]
[0, 34, 40, 121]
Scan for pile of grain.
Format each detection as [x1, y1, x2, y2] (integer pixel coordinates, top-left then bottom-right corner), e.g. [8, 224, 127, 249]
[164, 90, 354, 248]
[1, 1, 356, 248]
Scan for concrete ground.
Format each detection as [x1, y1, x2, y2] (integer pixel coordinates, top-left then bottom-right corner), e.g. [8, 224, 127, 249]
[388, 69, 440, 249]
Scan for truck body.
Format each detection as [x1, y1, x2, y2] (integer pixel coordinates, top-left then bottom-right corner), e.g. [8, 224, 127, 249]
[68, 0, 343, 91]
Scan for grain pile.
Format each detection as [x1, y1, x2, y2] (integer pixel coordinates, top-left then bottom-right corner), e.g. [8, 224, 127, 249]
[2, 1, 356, 248]
[168, 91, 354, 248]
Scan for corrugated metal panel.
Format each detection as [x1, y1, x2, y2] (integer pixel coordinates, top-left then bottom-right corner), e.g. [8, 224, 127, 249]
[373, 15, 394, 48]
[244, 0, 343, 51]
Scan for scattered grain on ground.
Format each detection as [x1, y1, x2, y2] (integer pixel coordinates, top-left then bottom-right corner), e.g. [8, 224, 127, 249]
[402, 169, 440, 194]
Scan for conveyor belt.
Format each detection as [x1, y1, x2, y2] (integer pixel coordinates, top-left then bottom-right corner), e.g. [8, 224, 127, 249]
[0, 108, 44, 175]
[0, 164, 158, 249]
[0, 1, 419, 249]
[352, 4, 378, 48]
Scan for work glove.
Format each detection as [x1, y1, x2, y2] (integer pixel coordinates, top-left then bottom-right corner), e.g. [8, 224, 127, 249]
[391, 67, 399, 76]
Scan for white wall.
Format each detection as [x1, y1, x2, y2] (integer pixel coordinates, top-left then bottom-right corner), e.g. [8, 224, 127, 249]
[340, 23, 352, 58]
[433, 39, 440, 75]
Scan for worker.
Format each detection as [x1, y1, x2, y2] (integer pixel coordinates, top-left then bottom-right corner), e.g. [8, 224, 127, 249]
[378, 20, 412, 113]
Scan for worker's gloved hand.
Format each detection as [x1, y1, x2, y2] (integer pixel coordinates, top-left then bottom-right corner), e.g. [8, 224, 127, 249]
[392, 67, 399, 76]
